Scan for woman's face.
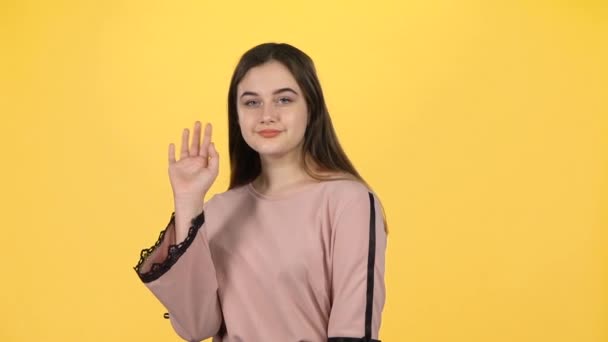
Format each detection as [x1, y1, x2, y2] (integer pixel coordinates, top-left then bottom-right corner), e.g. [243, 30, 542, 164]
[236, 60, 308, 161]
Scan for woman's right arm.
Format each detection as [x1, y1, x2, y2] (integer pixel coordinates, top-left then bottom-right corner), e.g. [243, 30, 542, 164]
[133, 121, 222, 341]
[134, 201, 222, 341]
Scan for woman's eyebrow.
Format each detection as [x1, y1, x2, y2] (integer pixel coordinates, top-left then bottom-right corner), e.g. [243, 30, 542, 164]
[240, 87, 299, 98]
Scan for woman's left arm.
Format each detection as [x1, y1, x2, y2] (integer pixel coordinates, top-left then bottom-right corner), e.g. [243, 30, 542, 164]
[327, 190, 387, 342]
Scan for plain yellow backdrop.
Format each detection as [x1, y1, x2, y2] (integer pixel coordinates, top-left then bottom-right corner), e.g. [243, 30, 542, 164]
[1, 0, 606, 341]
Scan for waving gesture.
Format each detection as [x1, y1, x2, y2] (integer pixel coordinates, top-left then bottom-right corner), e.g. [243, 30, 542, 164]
[168, 121, 219, 201]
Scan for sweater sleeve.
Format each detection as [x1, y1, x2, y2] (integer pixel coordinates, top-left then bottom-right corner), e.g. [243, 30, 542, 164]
[133, 207, 222, 342]
[327, 191, 387, 342]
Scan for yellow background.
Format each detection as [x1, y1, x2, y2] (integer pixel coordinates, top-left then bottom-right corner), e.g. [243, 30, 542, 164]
[1, 0, 606, 341]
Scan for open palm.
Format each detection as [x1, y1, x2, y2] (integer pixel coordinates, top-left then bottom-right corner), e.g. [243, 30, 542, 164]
[168, 121, 219, 199]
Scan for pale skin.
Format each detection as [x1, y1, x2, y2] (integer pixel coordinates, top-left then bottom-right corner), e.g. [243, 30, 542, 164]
[168, 61, 317, 243]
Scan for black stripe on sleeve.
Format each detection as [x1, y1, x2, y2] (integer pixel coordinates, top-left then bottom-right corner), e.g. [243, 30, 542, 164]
[328, 193, 381, 342]
[365, 192, 377, 339]
[328, 192, 383, 342]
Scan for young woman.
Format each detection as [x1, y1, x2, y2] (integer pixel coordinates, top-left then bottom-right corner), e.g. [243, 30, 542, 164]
[134, 43, 388, 342]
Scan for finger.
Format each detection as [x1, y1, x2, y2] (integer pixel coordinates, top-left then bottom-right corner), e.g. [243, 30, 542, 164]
[180, 128, 189, 160]
[190, 121, 201, 156]
[168, 143, 176, 164]
[208, 142, 219, 172]
[200, 123, 212, 158]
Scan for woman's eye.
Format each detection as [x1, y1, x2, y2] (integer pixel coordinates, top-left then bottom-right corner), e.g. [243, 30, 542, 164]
[277, 97, 292, 104]
[244, 100, 259, 107]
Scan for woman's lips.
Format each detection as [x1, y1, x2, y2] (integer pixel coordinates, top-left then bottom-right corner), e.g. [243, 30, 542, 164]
[258, 130, 281, 138]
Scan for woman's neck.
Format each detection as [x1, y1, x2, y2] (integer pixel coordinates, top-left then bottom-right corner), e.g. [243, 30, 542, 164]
[253, 153, 317, 195]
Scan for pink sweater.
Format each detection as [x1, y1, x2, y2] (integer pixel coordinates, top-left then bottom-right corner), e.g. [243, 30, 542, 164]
[134, 179, 387, 341]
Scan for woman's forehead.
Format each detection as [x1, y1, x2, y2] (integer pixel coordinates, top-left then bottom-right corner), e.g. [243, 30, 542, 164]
[238, 61, 301, 95]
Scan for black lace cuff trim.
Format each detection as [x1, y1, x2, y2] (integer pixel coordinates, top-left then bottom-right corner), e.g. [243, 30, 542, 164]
[133, 210, 205, 283]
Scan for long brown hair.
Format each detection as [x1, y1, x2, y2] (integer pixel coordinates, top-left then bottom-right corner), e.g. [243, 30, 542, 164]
[226, 43, 388, 232]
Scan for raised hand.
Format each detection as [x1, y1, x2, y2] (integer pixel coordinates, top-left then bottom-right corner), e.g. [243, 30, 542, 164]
[168, 121, 219, 201]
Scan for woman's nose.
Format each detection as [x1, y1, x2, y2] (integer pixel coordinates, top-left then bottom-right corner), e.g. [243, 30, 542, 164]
[261, 103, 277, 123]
